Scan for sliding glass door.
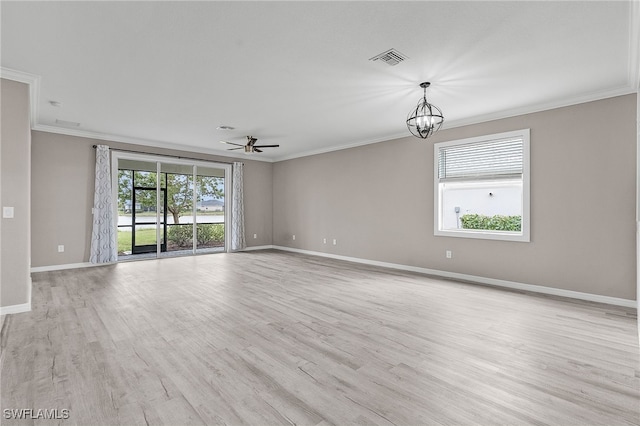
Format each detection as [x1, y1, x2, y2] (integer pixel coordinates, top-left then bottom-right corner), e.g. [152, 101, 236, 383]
[113, 152, 230, 260]
[195, 166, 226, 254]
[161, 162, 195, 256]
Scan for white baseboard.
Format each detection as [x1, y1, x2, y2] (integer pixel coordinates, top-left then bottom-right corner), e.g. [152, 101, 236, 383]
[27, 247, 636, 309]
[242, 245, 275, 252]
[30, 262, 114, 273]
[1, 276, 33, 316]
[0, 302, 31, 315]
[269, 245, 637, 309]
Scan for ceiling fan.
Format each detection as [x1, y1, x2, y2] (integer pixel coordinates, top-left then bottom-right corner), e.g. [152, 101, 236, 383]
[220, 136, 279, 153]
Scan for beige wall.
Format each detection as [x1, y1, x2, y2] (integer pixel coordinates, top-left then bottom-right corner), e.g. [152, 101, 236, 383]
[1, 79, 31, 308]
[31, 131, 273, 267]
[23, 93, 640, 302]
[273, 94, 637, 300]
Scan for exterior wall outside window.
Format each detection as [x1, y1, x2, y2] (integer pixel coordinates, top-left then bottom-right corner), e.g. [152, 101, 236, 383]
[440, 180, 522, 230]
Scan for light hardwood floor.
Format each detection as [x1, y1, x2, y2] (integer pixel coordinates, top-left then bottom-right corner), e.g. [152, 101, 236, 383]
[1, 250, 638, 425]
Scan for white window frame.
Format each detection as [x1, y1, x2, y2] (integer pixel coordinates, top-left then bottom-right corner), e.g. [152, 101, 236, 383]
[434, 129, 530, 242]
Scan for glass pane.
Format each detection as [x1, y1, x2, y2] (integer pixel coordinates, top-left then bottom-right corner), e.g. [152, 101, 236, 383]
[117, 161, 159, 258]
[440, 179, 523, 233]
[116, 158, 228, 260]
[117, 227, 132, 255]
[195, 166, 225, 253]
[117, 170, 133, 226]
[133, 171, 160, 254]
[134, 188, 158, 223]
[162, 163, 195, 255]
[134, 224, 157, 246]
[117, 169, 134, 256]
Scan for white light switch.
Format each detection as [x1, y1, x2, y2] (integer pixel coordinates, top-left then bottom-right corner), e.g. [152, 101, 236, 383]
[3, 207, 14, 218]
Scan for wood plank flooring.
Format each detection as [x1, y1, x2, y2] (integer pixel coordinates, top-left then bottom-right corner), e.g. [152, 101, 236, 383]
[1, 250, 638, 425]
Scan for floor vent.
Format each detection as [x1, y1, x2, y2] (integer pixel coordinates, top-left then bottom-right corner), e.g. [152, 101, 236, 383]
[369, 49, 408, 66]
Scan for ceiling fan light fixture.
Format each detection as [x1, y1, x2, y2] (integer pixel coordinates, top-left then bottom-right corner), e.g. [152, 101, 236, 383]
[220, 136, 278, 154]
[406, 82, 444, 139]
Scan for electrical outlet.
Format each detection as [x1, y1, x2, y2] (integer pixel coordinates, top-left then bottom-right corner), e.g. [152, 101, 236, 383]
[323, 238, 327, 244]
[292, 234, 296, 241]
[253, 233, 257, 239]
[2, 207, 14, 218]
[58, 245, 65, 253]
[446, 250, 452, 259]
[333, 239, 337, 245]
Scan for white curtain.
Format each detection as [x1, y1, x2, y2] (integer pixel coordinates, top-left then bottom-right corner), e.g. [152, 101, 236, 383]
[231, 162, 246, 251]
[89, 145, 117, 263]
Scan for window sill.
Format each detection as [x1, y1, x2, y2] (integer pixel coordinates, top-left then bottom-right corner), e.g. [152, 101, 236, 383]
[435, 228, 530, 242]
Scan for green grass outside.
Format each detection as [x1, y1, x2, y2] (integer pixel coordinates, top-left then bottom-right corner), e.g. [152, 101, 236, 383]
[118, 228, 156, 253]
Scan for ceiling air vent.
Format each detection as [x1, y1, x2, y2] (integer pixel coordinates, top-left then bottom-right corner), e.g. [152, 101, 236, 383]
[369, 49, 408, 66]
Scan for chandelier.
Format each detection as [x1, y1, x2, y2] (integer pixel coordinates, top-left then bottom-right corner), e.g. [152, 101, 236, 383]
[406, 82, 444, 139]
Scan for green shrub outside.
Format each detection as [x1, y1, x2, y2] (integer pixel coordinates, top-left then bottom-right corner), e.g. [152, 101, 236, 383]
[196, 223, 224, 245]
[167, 225, 192, 247]
[167, 223, 224, 247]
[460, 214, 521, 232]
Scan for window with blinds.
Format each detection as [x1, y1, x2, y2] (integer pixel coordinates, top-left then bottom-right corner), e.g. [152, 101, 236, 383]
[438, 137, 524, 181]
[434, 129, 530, 242]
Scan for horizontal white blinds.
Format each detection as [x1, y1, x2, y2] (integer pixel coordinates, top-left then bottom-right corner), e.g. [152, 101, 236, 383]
[438, 137, 523, 181]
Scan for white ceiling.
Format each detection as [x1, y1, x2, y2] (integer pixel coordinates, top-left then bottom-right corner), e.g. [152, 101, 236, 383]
[1, 1, 638, 162]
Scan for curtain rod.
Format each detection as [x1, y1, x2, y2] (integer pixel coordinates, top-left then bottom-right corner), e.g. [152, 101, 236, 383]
[92, 145, 243, 165]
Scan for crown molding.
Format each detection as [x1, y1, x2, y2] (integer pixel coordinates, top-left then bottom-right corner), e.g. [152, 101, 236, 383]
[442, 85, 636, 131]
[0, 67, 40, 128]
[273, 85, 636, 162]
[32, 124, 274, 163]
[5, 65, 637, 165]
[0, 67, 39, 85]
[271, 131, 409, 162]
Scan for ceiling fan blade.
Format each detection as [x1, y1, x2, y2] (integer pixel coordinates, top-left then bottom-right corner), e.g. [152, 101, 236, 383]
[253, 145, 279, 148]
[253, 148, 263, 153]
[220, 140, 245, 147]
[227, 147, 244, 151]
